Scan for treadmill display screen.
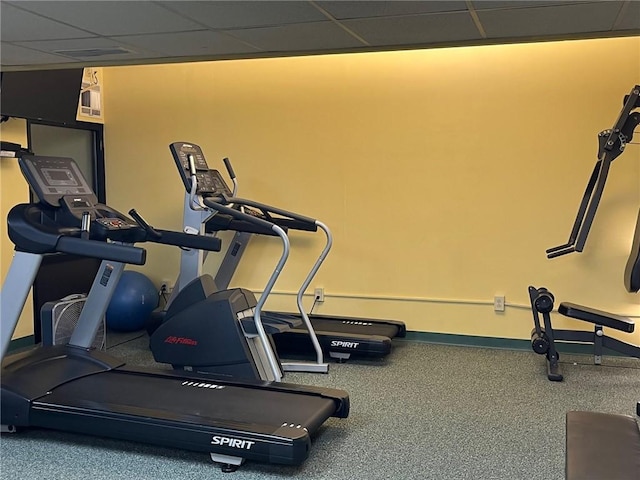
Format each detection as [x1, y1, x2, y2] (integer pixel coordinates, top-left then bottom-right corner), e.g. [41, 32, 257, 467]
[19, 155, 96, 207]
[42, 168, 78, 186]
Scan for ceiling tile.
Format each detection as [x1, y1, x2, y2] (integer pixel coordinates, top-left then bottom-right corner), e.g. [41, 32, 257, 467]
[471, 1, 601, 10]
[0, 42, 78, 66]
[478, 2, 624, 37]
[161, 1, 327, 29]
[616, 1, 640, 30]
[111, 31, 261, 57]
[1, 2, 97, 41]
[227, 21, 366, 52]
[318, 1, 468, 19]
[342, 12, 481, 46]
[12, 37, 166, 62]
[12, 1, 204, 36]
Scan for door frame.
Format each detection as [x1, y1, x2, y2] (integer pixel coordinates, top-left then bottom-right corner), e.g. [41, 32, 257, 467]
[26, 119, 106, 203]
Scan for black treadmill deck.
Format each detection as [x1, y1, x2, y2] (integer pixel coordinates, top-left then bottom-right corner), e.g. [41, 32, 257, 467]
[1, 347, 348, 467]
[272, 312, 405, 359]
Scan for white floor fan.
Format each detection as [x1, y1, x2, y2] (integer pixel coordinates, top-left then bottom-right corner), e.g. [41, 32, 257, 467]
[40, 294, 106, 350]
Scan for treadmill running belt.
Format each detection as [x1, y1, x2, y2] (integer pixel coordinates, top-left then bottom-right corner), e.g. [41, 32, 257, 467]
[309, 318, 400, 337]
[34, 369, 336, 433]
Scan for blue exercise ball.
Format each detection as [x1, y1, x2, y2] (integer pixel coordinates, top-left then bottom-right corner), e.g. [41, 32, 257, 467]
[106, 271, 159, 332]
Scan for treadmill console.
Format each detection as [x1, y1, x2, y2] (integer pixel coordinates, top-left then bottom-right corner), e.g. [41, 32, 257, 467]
[170, 142, 232, 197]
[20, 155, 97, 207]
[17, 155, 141, 241]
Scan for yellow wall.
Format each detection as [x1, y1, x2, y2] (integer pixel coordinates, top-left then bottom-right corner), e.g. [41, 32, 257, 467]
[0, 118, 33, 339]
[101, 36, 640, 343]
[2, 37, 639, 345]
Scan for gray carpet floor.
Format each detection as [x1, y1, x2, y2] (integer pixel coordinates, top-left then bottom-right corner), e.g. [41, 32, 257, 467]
[1, 336, 638, 480]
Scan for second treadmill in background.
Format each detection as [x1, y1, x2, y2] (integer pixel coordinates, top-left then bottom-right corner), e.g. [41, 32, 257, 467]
[213, 227, 406, 361]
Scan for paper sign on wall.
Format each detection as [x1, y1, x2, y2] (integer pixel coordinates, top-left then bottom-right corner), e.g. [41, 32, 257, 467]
[76, 68, 103, 123]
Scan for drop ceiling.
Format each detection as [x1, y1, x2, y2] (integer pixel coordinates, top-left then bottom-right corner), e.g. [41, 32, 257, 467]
[1, 1, 639, 71]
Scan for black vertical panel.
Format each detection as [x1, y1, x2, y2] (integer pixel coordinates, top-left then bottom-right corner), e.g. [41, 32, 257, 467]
[26, 120, 106, 343]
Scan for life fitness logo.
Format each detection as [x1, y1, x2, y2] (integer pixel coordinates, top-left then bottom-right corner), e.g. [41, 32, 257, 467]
[164, 336, 198, 346]
[211, 436, 256, 450]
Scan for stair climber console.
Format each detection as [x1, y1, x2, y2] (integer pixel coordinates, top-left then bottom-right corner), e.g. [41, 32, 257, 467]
[149, 141, 333, 375]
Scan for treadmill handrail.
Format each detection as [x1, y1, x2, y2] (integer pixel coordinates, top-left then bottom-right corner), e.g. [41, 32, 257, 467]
[7, 203, 146, 265]
[57, 236, 146, 265]
[209, 194, 318, 232]
[203, 196, 279, 232]
[149, 228, 223, 252]
[127, 208, 223, 252]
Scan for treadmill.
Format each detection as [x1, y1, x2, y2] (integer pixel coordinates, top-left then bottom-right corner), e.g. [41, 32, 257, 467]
[0, 154, 349, 472]
[169, 141, 406, 362]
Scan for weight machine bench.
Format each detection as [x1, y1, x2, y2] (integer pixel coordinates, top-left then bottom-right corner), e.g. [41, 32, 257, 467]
[528, 288, 639, 382]
[566, 410, 640, 480]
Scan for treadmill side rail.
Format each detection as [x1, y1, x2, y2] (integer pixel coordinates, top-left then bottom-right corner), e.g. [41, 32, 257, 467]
[29, 402, 313, 466]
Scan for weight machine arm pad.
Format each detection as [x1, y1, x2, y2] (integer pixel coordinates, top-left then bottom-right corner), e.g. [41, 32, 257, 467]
[558, 302, 635, 333]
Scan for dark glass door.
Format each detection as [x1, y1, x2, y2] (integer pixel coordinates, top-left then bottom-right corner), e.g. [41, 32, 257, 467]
[27, 120, 105, 342]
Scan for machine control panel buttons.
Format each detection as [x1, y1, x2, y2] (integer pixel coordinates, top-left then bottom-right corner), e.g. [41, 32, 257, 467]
[95, 217, 133, 230]
[196, 170, 233, 196]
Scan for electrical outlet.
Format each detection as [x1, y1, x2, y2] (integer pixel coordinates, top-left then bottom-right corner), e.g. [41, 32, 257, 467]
[161, 279, 174, 295]
[314, 287, 324, 302]
[494, 295, 505, 312]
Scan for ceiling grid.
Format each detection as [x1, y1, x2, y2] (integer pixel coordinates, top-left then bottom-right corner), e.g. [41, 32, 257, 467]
[0, 1, 638, 70]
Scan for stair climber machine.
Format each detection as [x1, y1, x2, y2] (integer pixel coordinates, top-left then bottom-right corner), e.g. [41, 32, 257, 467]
[152, 141, 406, 364]
[149, 143, 330, 376]
[0, 154, 349, 472]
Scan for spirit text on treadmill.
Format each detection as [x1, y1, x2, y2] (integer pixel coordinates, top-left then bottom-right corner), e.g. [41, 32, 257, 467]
[330, 341, 360, 348]
[211, 436, 256, 450]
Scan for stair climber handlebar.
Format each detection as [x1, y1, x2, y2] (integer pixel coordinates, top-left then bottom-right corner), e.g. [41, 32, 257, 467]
[202, 195, 290, 382]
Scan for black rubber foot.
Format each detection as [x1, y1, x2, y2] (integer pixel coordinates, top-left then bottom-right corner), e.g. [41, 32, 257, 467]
[547, 361, 563, 382]
[221, 464, 238, 473]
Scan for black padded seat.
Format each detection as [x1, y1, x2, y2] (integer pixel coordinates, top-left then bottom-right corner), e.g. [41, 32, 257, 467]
[624, 208, 640, 293]
[559, 302, 635, 333]
[566, 411, 640, 480]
